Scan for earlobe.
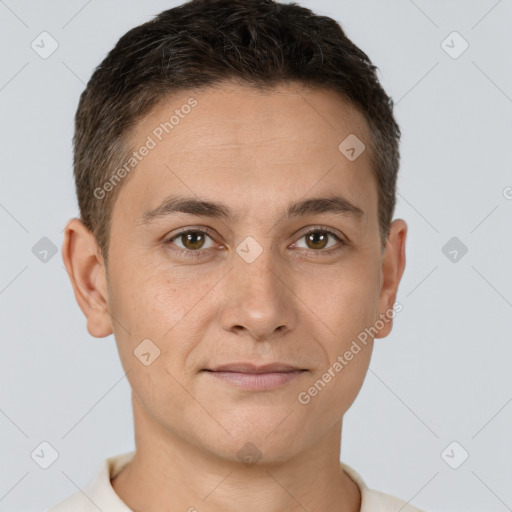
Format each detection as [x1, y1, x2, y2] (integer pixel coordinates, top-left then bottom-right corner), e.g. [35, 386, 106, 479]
[61, 218, 113, 338]
[375, 218, 407, 339]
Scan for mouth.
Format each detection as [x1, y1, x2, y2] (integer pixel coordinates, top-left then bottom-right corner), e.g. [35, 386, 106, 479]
[202, 363, 308, 391]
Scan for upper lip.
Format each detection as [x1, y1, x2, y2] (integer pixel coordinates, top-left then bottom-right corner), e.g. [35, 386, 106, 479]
[205, 363, 305, 373]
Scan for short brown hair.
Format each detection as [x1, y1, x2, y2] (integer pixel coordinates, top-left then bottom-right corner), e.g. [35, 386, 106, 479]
[73, 0, 401, 263]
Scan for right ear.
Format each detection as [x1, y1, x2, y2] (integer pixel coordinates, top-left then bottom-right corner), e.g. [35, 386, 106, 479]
[61, 218, 113, 338]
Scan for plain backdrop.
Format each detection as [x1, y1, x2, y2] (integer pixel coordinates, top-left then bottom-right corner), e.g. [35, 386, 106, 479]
[1, 1, 511, 511]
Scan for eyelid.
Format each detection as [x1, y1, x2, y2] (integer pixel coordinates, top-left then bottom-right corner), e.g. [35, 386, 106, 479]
[166, 225, 219, 243]
[291, 224, 348, 246]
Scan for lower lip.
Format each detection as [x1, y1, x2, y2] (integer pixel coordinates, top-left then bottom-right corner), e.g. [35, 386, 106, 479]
[204, 370, 306, 390]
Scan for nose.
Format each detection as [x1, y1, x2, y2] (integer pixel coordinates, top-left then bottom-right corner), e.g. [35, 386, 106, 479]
[219, 246, 298, 341]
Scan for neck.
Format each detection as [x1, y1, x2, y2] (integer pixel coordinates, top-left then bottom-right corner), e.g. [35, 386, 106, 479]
[111, 394, 361, 512]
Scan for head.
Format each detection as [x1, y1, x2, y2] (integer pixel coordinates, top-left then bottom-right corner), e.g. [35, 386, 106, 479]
[63, 0, 407, 465]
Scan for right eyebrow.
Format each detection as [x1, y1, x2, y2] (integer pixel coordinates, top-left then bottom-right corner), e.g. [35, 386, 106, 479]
[137, 195, 236, 226]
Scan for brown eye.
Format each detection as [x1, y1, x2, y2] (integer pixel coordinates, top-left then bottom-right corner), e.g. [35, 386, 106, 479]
[293, 228, 344, 253]
[305, 231, 329, 250]
[181, 232, 206, 250]
[168, 230, 216, 251]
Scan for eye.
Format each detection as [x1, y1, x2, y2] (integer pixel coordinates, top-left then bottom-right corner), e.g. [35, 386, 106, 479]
[166, 229, 217, 251]
[293, 228, 345, 252]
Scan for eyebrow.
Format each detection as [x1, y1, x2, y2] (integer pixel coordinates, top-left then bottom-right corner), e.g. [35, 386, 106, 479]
[137, 194, 365, 226]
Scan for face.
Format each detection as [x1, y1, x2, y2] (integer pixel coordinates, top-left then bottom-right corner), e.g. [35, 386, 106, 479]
[65, 82, 406, 464]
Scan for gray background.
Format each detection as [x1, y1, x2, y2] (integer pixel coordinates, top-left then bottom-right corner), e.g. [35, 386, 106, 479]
[1, 1, 511, 510]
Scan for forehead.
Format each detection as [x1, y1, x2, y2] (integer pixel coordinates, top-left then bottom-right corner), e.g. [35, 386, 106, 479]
[132, 81, 370, 154]
[114, 81, 377, 225]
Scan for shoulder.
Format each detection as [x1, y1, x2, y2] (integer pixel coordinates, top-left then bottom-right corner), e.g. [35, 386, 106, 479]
[341, 462, 426, 512]
[46, 451, 135, 512]
[362, 487, 426, 512]
[46, 489, 96, 512]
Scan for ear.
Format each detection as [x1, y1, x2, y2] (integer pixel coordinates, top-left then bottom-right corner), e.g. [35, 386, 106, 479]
[61, 218, 113, 338]
[375, 218, 407, 339]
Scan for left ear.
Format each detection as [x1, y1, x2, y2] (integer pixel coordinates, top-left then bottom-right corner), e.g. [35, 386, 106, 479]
[375, 218, 407, 339]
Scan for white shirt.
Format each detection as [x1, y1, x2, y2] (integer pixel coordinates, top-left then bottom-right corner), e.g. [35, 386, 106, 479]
[47, 451, 425, 511]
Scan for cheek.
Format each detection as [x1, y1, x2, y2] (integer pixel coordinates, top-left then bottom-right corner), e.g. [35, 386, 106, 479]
[294, 257, 380, 401]
[107, 252, 180, 329]
[299, 259, 381, 335]
[295, 336, 373, 440]
[106, 270, 202, 420]
[107, 258, 221, 374]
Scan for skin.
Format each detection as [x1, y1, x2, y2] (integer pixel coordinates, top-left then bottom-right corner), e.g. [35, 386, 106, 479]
[62, 81, 407, 512]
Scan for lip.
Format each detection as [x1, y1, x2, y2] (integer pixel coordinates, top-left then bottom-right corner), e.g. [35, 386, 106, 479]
[203, 363, 307, 391]
[207, 362, 305, 373]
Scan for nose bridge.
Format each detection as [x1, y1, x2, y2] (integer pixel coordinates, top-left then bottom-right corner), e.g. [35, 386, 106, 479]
[237, 247, 281, 302]
[220, 237, 296, 339]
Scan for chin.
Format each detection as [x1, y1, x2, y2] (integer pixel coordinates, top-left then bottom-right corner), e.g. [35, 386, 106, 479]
[204, 423, 307, 466]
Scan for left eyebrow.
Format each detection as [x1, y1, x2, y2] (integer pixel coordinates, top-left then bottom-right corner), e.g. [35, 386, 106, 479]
[287, 196, 365, 220]
[136, 193, 365, 226]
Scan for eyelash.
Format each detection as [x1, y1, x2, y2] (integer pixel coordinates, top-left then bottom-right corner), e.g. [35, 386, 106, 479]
[163, 225, 347, 259]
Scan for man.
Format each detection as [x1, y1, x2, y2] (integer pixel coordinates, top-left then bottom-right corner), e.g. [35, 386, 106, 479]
[51, 0, 419, 510]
